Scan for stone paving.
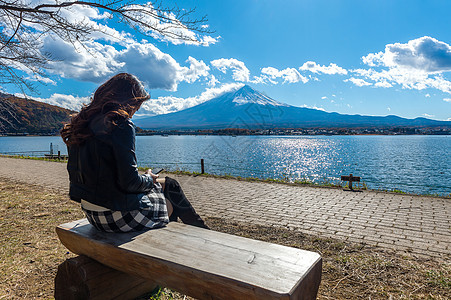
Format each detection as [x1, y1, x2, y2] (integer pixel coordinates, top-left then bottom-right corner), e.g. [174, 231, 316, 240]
[0, 156, 449, 260]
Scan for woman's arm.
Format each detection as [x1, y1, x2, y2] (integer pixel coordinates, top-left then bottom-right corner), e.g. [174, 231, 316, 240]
[111, 120, 155, 193]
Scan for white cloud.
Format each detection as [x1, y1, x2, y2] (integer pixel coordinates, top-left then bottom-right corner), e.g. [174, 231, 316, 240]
[40, 0, 219, 47]
[1, 1, 218, 90]
[179, 57, 210, 83]
[299, 104, 325, 111]
[31, 93, 89, 111]
[351, 65, 451, 93]
[422, 113, 434, 118]
[29, 82, 244, 116]
[424, 75, 451, 94]
[374, 81, 393, 88]
[211, 58, 250, 82]
[299, 61, 347, 75]
[387, 107, 391, 111]
[353, 36, 451, 94]
[257, 67, 308, 84]
[321, 96, 327, 99]
[42, 37, 124, 83]
[24, 74, 56, 85]
[117, 43, 183, 91]
[362, 36, 451, 73]
[249, 75, 269, 85]
[42, 36, 213, 91]
[361, 52, 383, 67]
[425, 93, 431, 97]
[138, 83, 244, 116]
[127, 3, 219, 46]
[444, 98, 451, 102]
[344, 77, 372, 87]
[25, 1, 132, 45]
[207, 75, 219, 87]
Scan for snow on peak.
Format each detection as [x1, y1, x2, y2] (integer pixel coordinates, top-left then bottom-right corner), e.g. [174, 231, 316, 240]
[232, 85, 289, 106]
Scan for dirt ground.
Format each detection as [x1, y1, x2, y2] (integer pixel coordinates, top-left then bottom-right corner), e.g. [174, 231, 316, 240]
[0, 179, 449, 299]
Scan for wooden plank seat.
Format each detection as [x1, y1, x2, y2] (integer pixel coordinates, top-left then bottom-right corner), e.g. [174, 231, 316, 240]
[56, 219, 322, 300]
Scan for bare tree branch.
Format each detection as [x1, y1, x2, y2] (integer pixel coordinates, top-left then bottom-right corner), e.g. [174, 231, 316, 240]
[0, 0, 214, 93]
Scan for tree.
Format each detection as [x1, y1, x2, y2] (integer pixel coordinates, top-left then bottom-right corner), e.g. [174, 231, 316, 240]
[0, 0, 212, 93]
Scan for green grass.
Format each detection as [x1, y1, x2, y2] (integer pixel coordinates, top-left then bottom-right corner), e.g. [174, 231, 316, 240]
[1, 178, 450, 299]
[426, 270, 451, 289]
[0, 154, 67, 163]
[391, 188, 408, 194]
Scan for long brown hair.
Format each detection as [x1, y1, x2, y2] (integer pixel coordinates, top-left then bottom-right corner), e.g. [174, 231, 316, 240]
[61, 73, 149, 145]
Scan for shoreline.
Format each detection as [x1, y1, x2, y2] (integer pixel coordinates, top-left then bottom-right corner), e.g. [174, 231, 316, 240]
[1, 154, 449, 199]
[1, 133, 451, 137]
[155, 169, 451, 200]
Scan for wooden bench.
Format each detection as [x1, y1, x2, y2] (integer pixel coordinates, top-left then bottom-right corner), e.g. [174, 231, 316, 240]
[55, 219, 322, 300]
[341, 173, 361, 191]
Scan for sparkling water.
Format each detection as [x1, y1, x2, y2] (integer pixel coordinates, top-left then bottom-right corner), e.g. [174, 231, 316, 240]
[1, 135, 449, 196]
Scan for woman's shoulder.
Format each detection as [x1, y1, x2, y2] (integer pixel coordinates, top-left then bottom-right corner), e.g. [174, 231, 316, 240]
[110, 118, 136, 140]
[88, 117, 135, 146]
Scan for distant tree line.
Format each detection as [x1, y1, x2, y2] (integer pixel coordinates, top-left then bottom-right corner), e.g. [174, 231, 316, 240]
[136, 127, 451, 136]
[0, 95, 73, 134]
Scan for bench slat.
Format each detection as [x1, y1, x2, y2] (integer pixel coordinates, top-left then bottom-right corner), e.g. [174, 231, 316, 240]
[56, 219, 322, 300]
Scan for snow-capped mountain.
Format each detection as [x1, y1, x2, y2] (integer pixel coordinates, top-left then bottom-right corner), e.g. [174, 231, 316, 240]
[230, 85, 288, 107]
[134, 85, 450, 130]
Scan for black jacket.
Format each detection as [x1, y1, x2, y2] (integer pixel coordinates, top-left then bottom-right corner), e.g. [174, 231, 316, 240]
[67, 117, 154, 211]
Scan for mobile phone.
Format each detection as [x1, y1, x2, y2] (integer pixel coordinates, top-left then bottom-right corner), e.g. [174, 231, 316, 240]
[154, 168, 164, 174]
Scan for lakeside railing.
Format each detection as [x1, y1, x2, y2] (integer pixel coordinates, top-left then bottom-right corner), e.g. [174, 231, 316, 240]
[0, 152, 448, 196]
[0, 150, 50, 157]
[146, 159, 450, 196]
[0, 143, 68, 159]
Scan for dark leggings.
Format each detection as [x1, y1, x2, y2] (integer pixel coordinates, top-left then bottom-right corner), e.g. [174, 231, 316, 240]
[163, 177, 209, 229]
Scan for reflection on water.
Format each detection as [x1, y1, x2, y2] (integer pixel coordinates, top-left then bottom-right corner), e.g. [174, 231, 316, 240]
[0, 136, 67, 155]
[1, 135, 449, 196]
[135, 135, 450, 196]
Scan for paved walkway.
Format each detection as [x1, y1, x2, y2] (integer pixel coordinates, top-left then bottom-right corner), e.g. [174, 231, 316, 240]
[0, 156, 449, 260]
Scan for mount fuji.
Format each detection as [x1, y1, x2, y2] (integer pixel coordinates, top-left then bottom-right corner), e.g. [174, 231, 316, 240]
[134, 85, 450, 130]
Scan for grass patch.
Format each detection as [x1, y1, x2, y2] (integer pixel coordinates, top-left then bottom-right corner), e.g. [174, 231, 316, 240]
[205, 218, 450, 300]
[0, 154, 67, 163]
[0, 178, 449, 299]
[391, 189, 409, 194]
[0, 179, 83, 299]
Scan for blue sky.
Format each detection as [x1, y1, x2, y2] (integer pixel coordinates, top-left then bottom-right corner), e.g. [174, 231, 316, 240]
[5, 0, 451, 121]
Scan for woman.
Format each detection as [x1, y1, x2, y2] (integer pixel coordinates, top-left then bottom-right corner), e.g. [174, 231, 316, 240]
[61, 73, 208, 232]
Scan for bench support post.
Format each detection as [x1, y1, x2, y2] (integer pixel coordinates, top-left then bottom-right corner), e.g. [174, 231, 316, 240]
[55, 255, 157, 300]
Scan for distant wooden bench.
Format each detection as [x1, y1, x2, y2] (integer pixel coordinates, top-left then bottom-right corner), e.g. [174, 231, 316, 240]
[341, 173, 361, 191]
[55, 219, 322, 300]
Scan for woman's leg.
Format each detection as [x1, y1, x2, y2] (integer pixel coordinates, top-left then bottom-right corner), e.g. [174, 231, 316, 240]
[156, 178, 174, 217]
[156, 177, 166, 190]
[161, 176, 209, 229]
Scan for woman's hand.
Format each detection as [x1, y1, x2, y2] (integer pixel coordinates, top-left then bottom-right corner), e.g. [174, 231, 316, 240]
[145, 169, 159, 183]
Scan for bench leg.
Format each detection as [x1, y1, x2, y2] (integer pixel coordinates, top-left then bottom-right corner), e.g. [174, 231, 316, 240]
[55, 255, 158, 300]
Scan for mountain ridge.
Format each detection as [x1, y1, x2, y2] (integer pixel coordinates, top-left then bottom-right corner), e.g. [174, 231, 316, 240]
[135, 85, 451, 130]
[0, 94, 75, 134]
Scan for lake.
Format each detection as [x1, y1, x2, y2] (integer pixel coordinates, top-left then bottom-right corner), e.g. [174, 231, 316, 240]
[0, 135, 450, 196]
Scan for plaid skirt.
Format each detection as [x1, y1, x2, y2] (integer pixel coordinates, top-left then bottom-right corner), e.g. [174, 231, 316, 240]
[82, 183, 169, 233]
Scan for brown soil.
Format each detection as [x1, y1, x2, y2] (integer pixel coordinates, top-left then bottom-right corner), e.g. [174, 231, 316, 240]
[0, 179, 449, 299]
